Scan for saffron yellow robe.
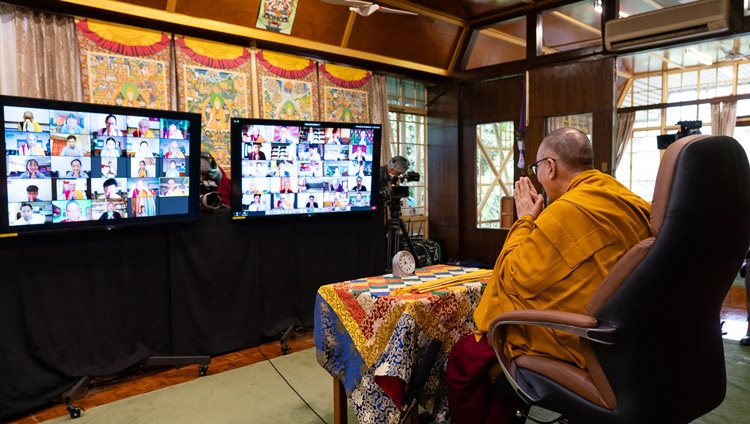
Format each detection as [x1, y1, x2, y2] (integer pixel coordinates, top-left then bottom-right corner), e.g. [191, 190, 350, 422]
[473, 170, 652, 369]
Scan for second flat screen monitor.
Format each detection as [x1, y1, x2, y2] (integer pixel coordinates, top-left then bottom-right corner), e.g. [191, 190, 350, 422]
[230, 118, 381, 219]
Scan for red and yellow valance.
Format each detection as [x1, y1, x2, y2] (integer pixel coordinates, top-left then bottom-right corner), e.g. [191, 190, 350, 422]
[175, 36, 251, 69]
[256, 50, 315, 79]
[320, 64, 371, 89]
[75, 19, 169, 56]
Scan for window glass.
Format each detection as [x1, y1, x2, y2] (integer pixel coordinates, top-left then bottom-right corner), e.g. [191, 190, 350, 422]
[387, 76, 427, 222]
[476, 122, 515, 228]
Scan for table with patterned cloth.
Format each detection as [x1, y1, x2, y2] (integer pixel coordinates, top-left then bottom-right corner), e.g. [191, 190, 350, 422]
[314, 264, 489, 424]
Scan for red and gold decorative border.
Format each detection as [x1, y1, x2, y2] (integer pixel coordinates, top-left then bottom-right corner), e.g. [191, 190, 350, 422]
[256, 50, 318, 120]
[76, 19, 169, 56]
[320, 64, 372, 89]
[175, 36, 253, 170]
[75, 18, 171, 108]
[175, 36, 251, 69]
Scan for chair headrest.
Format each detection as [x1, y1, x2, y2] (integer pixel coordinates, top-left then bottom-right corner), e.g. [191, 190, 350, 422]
[649, 134, 707, 235]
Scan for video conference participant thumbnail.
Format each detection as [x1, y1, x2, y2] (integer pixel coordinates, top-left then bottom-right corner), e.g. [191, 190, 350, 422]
[51, 111, 88, 135]
[94, 199, 127, 221]
[57, 178, 89, 200]
[7, 131, 49, 155]
[91, 177, 127, 200]
[9, 202, 47, 225]
[128, 178, 158, 217]
[53, 199, 92, 222]
[49, 156, 91, 179]
[160, 177, 188, 196]
[6, 179, 52, 202]
[6, 156, 52, 179]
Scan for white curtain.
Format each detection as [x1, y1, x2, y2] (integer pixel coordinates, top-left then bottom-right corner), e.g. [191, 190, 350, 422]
[0, 3, 17, 95]
[710, 101, 737, 137]
[370, 74, 392, 165]
[14, 5, 81, 101]
[615, 111, 635, 169]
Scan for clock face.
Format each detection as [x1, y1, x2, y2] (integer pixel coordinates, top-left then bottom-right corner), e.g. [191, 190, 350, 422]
[393, 251, 415, 276]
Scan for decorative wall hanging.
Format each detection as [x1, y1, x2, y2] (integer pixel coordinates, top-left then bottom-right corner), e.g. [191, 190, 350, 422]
[75, 19, 170, 109]
[256, 50, 317, 120]
[175, 36, 253, 169]
[320, 64, 371, 123]
[256, 0, 299, 35]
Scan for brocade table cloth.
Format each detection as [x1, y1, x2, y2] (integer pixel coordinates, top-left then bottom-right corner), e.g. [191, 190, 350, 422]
[314, 264, 488, 423]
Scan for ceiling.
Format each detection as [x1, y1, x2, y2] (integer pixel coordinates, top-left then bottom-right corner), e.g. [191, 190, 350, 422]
[17, 0, 750, 83]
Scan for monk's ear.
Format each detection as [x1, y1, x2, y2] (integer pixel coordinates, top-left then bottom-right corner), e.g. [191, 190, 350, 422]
[547, 158, 558, 179]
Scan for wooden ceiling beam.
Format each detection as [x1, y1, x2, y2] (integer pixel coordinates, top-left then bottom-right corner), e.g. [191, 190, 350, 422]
[166, 0, 177, 14]
[388, 0, 467, 27]
[33, 0, 453, 77]
[341, 12, 357, 49]
[470, 0, 582, 29]
[448, 26, 472, 74]
[549, 11, 600, 35]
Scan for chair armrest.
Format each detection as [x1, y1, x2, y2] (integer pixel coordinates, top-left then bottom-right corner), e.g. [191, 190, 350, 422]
[488, 309, 616, 345]
[487, 309, 617, 404]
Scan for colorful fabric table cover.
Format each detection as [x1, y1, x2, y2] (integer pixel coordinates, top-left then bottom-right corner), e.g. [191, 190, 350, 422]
[314, 265, 488, 423]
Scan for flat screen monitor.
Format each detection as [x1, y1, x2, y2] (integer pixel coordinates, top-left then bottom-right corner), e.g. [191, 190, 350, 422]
[230, 118, 381, 219]
[1, 95, 201, 236]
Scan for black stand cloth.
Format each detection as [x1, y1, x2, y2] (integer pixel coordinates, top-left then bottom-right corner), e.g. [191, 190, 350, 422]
[0, 207, 384, 420]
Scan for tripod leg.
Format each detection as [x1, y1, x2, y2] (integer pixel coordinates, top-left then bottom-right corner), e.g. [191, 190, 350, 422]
[386, 223, 400, 273]
[399, 219, 422, 267]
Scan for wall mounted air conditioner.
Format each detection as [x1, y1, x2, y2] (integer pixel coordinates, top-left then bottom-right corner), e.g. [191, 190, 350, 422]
[604, 0, 730, 52]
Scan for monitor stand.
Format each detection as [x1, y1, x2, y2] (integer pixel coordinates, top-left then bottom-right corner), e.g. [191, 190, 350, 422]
[63, 355, 210, 418]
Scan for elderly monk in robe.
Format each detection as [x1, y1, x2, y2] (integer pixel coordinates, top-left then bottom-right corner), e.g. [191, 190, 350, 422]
[446, 127, 652, 424]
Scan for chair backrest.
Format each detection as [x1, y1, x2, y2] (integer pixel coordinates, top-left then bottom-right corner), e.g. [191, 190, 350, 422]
[579, 134, 750, 423]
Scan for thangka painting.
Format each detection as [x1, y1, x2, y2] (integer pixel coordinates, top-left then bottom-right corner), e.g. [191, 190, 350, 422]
[75, 19, 171, 109]
[256, 50, 317, 120]
[256, 0, 299, 35]
[319, 64, 372, 123]
[175, 36, 253, 170]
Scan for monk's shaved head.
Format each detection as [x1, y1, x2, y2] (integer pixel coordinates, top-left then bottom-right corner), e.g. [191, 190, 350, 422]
[540, 127, 594, 173]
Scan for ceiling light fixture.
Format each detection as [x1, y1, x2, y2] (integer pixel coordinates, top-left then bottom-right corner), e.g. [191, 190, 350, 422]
[685, 47, 713, 66]
[594, 0, 603, 14]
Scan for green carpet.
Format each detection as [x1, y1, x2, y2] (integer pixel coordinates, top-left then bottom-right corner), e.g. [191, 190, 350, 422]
[525, 338, 750, 424]
[43, 348, 357, 424]
[694, 339, 750, 423]
[43, 341, 749, 423]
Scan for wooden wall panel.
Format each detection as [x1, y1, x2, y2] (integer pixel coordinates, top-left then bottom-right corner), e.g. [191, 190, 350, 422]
[440, 59, 616, 265]
[465, 34, 525, 70]
[527, 58, 616, 174]
[293, 1, 354, 46]
[175, 0, 259, 28]
[458, 75, 523, 265]
[349, 15, 461, 69]
[427, 84, 460, 262]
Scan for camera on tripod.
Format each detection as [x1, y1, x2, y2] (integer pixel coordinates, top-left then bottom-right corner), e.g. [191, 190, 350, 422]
[383, 171, 420, 202]
[381, 156, 424, 273]
[656, 120, 702, 149]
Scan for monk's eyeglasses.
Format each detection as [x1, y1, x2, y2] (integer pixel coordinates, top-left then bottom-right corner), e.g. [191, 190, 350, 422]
[528, 157, 556, 175]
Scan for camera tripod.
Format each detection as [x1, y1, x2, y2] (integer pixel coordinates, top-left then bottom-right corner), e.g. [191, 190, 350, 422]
[385, 197, 421, 273]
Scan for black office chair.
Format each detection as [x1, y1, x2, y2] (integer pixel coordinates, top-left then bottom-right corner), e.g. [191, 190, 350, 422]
[488, 134, 750, 423]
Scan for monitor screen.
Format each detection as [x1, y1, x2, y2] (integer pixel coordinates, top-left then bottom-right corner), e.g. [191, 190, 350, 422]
[230, 118, 381, 219]
[1, 95, 201, 236]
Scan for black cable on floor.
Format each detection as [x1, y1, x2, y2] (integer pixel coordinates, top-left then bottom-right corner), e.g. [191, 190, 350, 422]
[257, 348, 327, 424]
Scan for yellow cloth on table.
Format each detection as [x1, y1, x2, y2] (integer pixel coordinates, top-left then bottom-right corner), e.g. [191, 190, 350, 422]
[391, 269, 491, 295]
